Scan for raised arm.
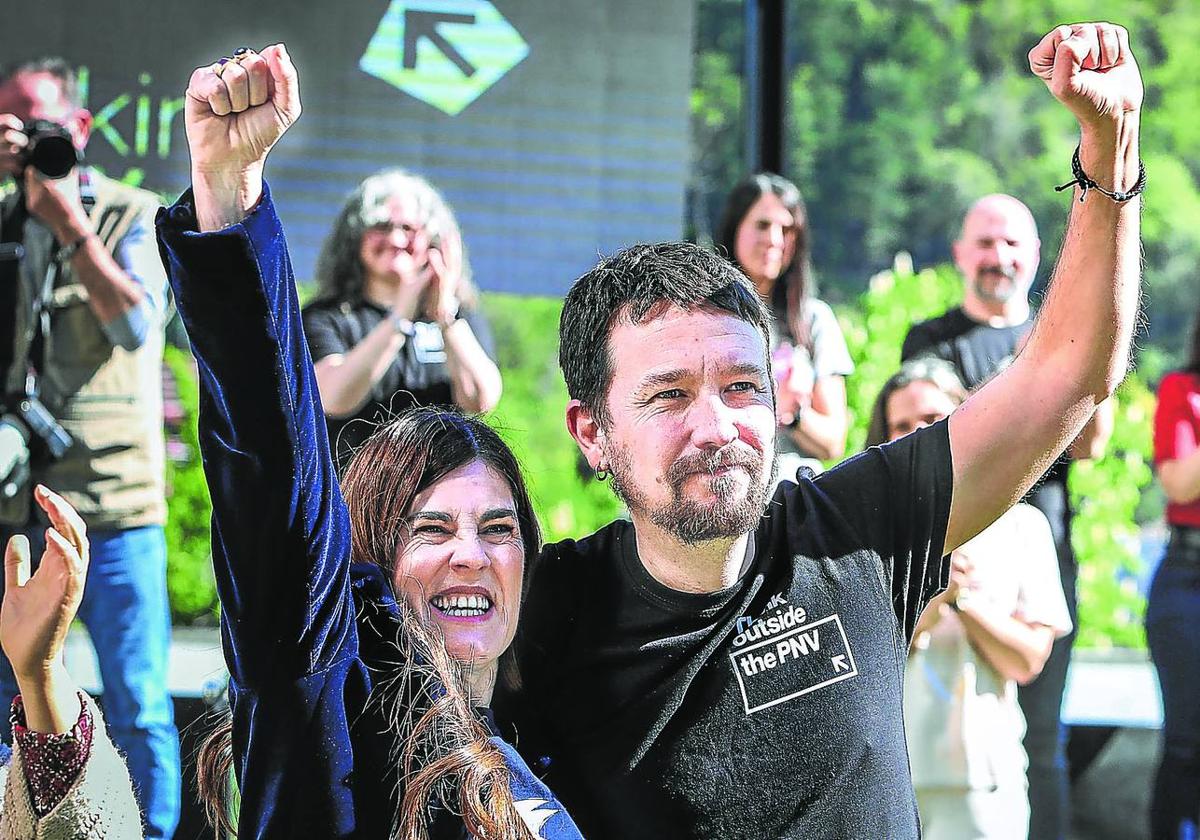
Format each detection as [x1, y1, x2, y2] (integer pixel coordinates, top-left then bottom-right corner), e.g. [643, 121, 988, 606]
[156, 46, 356, 685]
[946, 23, 1143, 552]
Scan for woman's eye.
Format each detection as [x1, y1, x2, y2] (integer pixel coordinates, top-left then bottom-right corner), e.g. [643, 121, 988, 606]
[482, 523, 517, 538]
[414, 524, 451, 536]
[654, 389, 686, 401]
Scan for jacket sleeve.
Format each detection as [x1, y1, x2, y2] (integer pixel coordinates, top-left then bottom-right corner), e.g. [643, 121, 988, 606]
[156, 184, 356, 686]
[0, 695, 142, 840]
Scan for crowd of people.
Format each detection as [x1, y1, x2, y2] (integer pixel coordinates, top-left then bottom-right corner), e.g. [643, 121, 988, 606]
[0, 17, 1190, 840]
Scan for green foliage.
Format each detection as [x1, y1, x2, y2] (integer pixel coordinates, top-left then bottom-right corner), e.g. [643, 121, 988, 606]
[836, 260, 963, 452]
[162, 346, 218, 624]
[1070, 375, 1156, 649]
[838, 261, 1155, 649]
[693, 0, 1200, 356]
[482, 293, 623, 543]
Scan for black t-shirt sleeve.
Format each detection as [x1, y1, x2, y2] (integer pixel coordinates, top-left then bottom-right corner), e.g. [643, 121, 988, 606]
[812, 420, 953, 641]
[302, 306, 351, 363]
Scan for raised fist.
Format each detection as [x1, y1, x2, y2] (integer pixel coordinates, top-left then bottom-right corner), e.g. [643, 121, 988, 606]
[184, 43, 301, 175]
[1028, 23, 1143, 129]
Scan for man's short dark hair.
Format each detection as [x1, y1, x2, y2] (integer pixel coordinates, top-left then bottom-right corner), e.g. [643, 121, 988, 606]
[559, 241, 772, 424]
[0, 57, 80, 109]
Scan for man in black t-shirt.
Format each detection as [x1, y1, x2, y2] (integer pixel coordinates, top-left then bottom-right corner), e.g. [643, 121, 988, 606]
[495, 24, 1143, 839]
[902, 194, 1113, 840]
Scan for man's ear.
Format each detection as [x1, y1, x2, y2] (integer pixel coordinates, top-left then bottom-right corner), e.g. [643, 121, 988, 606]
[565, 399, 607, 469]
[68, 108, 92, 151]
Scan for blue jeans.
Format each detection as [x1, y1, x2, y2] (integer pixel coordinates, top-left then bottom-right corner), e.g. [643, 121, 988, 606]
[1145, 541, 1200, 840]
[0, 525, 180, 839]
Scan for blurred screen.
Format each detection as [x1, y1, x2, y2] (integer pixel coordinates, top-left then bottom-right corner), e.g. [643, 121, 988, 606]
[2, 0, 694, 294]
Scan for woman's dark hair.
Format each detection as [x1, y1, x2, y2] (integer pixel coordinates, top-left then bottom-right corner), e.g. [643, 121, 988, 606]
[864, 357, 968, 448]
[310, 168, 479, 312]
[1185, 309, 1200, 375]
[197, 408, 540, 839]
[715, 172, 813, 346]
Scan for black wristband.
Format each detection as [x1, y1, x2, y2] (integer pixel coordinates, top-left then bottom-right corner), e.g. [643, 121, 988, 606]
[1055, 144, 1145, 203]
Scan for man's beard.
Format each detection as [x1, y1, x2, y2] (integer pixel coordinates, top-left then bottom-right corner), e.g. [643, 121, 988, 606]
[607, 443, 775, 545]
[972, 265, 1019, 303]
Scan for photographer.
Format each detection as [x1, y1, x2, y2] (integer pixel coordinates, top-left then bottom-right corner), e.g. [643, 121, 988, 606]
[0, 57, 178, 838]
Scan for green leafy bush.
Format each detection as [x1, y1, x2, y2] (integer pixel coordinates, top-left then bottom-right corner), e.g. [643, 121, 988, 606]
[163, 346, 218, 624]
[482, 293, 623, 543]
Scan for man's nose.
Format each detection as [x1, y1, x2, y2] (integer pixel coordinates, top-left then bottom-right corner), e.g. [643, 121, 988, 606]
[689, 393, 738, 450]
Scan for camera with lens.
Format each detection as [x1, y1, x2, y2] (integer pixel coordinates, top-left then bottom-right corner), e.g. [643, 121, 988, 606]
[18, 119, 80, 179]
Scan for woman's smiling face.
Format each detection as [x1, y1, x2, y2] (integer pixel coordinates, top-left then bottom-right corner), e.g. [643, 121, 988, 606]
[392, 460, 525, 675]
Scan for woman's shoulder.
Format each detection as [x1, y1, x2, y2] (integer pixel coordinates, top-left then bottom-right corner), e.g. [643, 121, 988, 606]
[489, 736, 585, 839]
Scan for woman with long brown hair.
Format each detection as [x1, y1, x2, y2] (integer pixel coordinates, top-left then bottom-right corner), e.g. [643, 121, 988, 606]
[161, 46, 582, 839]
[715, 173, 853, 479]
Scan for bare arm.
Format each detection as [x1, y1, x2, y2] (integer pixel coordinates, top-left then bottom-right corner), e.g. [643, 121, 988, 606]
[21, 169, 146, 327]
[783, 375, 847, 461]
[441, 318, 503, 413]
[1069, 395, 1115, 460]
[313, 321, 408, 417]
[946, 23, 1143, 553]
[956, 602, 1055, 685]
[1160, 448, 1200, 505]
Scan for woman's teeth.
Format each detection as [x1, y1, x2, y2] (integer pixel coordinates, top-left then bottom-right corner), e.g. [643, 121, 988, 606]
[430, 593, 492, 617]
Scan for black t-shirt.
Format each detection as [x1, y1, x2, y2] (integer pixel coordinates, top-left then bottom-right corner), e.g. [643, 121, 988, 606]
[497, 421, 953, 839]
[302, 299, 496, 468]
[900, 307, 1028, 390]
[902, 307, 1074, 570]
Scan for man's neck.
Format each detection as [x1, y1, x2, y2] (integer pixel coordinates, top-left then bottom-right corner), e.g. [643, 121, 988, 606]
[960, 293, 1030, 327]
[630, 515, 750, 594]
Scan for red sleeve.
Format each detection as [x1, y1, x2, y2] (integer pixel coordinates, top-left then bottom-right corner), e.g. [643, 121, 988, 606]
[1155, 372, 1200, 465]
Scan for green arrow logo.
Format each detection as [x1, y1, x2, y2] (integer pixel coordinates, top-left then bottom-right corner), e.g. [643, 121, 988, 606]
[360, 0, 530, 116]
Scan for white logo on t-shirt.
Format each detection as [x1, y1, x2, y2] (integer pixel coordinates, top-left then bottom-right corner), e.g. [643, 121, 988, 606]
[729, 598, 859, 714]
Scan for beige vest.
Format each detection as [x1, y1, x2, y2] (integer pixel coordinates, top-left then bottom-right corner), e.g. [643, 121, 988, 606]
[0, 173, 166, 530]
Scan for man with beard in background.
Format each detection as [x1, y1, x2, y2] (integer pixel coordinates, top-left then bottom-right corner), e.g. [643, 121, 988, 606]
[902, 193, 1113, 840]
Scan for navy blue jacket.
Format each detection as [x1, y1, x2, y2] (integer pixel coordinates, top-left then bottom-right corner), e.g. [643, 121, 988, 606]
[156, 187, 582, 840]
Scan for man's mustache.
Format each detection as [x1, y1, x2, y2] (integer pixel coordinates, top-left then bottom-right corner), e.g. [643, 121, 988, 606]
[666, 446, 762, 487]
[978, 264, 1017, 281]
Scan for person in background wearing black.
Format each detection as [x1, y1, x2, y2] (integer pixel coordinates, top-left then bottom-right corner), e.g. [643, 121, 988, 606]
[0, 57, 177, 838]
[1146, 307, 1200, 840]
[302, 170, 502, 470]
[496, 23, 1143, 839]
[901, 191, 1113, 840]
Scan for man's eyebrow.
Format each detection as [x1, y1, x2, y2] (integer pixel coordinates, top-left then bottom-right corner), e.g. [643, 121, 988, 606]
[726, 362, 770, 379]
[637, 368, 691, 391]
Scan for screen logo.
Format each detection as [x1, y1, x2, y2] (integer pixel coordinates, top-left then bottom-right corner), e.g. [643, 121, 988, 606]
[361, 0, 530, 115]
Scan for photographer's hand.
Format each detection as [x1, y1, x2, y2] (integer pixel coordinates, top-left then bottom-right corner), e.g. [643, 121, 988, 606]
[23, 166, 89, 243]
[0, 114, 27, 178]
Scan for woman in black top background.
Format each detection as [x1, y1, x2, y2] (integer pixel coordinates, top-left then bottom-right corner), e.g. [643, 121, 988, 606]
[302, 169, 502, 469]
